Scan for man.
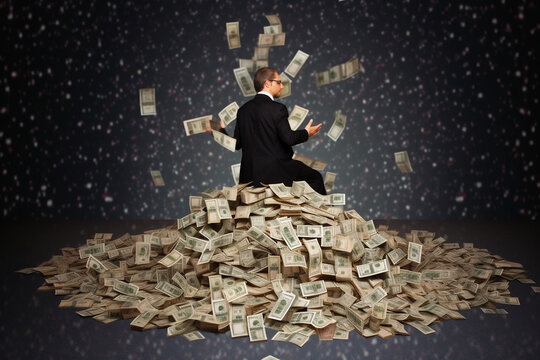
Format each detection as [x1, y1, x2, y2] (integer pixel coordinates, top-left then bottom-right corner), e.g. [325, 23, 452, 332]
[231, 67, 326, 194]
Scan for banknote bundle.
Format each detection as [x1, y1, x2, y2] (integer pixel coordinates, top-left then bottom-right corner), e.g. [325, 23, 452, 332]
[21, 183, 534, 345]
[315, 55, 365, 87]
[394, 151, 413, 173]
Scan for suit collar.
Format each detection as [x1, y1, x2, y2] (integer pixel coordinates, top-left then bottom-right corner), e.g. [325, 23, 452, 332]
[256, 92, 274, 101]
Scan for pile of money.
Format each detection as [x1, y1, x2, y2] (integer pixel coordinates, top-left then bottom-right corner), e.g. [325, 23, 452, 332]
[21, 183, 534, 345]
[315, 55, 365, 87]
[394, 151, 413, 173]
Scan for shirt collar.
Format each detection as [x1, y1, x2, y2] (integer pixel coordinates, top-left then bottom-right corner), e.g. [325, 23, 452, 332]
[257, 91, 274, 101]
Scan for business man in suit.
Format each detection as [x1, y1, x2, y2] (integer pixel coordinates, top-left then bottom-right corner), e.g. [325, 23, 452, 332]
[232, 67, 327, 194]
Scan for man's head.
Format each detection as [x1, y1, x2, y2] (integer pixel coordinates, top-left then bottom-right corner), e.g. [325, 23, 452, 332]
[254, 67, 283, 98]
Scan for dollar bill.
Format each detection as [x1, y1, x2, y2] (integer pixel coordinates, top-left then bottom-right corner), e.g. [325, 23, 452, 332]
[268, 255, 281, 280]
[325, 193, 346, 206]
[268, 291, 296, 321]
[269, 183, 291, 198]
[321, 226, 334, 247]
[388, 248, 406, 265]
[334, 253, 352, 281]
[212, 298, 229, 323]
[394, 151, 413, 173]
[264, 24, 282, 34]
[247, 313, 267, 342]
[297, 225, 323, 238]
[230, 305, 249, 337]
[356, 259, 389, 278]
[264, 14, 282, 26]
[315, 55, 362, 87]
[281, 250, 307, 268]
[279, 218, 302, 250]
[288, 105, 309, 131]
[183, 331, 205, 341]
[231, 163, 241, 185]
[183, 115, 212, 136]
[233, 67, 256, 97]
[204, 199, 220, 224]
[222, 281, 248, 302]
[149, 170, 165, 186]
[327, 111, 346, 141]
[226, 21, 241, 49]
[279, 72, 291, 98]
[480, 308, 508, 315]
[346, 308, 365, 332]
[189, 196, 203, 212]
[284, 50, 309, 77]
[216, 198, 233, 219]
[212, 130, 236, 152]
[292, 153, 327, 172]
[218, 101, 239, 126]
[139, 88, 156, 116]
[304, 238, 322, 278]
[408, 321, 435, 335]
[135, 242, 150, 265]
[156, 281, 183, 298]
[407, 242, 423, 263]
[113, 280, 139, 296]
[253, 46, 269, 60]
[158, 249, 183, 267]
[300, 280, 327, 297]
[353, 287, 387, 308]
[86, 255, 108, 274]
[291, 311, 318, 324]
[324, 172, 337, 193]
[365, 233, 387, 249]
[79, 243, 105, 259]
[130, 310, 158, 330]
[257, 33, 286, 47]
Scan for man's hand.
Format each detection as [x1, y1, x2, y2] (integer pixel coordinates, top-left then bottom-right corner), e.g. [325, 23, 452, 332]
[305, 119, 322, 137]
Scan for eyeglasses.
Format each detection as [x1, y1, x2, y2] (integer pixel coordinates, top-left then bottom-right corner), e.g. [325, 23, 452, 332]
[268, 79, 282, 85]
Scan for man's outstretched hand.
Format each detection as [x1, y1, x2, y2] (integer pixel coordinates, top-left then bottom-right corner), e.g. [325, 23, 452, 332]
[305, 119, 322, 137]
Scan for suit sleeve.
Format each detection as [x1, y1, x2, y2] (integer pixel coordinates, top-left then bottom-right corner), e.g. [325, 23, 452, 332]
[233, 113, 242, 151]
[275, 104, 308, 146]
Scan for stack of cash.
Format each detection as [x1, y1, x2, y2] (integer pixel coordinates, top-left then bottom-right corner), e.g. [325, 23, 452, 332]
[21, 183, 534, 345]
[394, 151, 413, 173]
[315, 55, 365, 87]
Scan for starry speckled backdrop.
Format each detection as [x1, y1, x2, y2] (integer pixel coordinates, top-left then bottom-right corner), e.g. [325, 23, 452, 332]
[1, 0, 538, 219]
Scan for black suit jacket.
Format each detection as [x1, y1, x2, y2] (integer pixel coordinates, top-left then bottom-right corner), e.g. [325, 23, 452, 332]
[233, 94, 308, 186]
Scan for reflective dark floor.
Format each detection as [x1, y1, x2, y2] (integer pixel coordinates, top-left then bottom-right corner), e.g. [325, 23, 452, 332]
[2, 219, 539, 360]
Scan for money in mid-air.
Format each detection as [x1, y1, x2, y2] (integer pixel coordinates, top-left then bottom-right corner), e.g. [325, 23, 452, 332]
[394, 151, 413, 173]
[139, 88, 156, 116]
[226, 22, 241, 49]
[288, 105, 309, 130]
[233, 67, 256, 97]
[183, 115, 212, 136]
[150, 170, 165, 187]
[218, 101, 239, 126]
[315, 55, 364, 87]
[231, 163, 241, 185]
[285, 50, 309, 78]
[212, 130, 236, 152]
[327, 111, 347, 142]
[279, 72, 292, 98]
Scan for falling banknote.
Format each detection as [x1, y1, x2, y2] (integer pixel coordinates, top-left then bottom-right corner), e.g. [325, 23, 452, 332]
[233, 67, 256, 97]
[139, 88, 156, 116]
[226, 22, 241, 49]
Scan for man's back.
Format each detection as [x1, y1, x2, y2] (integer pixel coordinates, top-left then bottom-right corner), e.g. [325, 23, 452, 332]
[234, 94, 308, 185]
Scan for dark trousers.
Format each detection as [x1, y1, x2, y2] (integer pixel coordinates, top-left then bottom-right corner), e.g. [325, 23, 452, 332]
[293, 162, 327, 195]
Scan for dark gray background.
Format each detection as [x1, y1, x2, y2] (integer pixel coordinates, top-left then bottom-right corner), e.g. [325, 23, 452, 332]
[1, 0, 538, 220]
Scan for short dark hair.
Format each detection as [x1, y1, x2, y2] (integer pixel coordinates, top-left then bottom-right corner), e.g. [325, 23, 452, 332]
[254, 67, 278, 92]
